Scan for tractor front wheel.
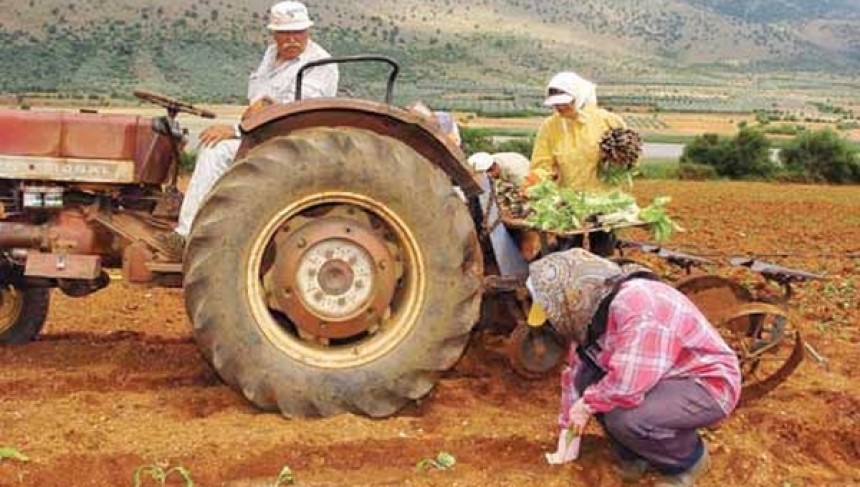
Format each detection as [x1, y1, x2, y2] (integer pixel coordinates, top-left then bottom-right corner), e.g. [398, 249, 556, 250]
[0, 285, 50, 344]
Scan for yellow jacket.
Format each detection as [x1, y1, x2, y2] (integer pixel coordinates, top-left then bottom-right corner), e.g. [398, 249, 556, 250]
[530, 105, 626, 190]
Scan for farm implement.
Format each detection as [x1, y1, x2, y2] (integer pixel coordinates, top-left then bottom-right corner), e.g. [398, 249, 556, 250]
[479, 206, 824, 404]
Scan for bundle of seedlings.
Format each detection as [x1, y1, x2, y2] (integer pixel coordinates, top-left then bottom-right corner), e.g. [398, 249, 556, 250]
[599, 128, 643, 185]
[495, 180, 531, 219]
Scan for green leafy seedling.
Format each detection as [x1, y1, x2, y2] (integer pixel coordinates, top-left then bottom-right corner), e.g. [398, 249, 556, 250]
[274, 465, 296, 486]
[565, 429, 579, 446]
[0, 447, 29, 462]
[415, 452, 456, 472]
[132, 462, 195, 487]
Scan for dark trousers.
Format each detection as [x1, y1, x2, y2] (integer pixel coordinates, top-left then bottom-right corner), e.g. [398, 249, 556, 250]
[574, 359, 727, 474]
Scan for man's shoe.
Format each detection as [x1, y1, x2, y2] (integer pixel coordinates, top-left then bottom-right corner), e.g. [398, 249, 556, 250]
[155, 231, 186, 262]
[615, 458, 649, 483]
[654, 448, 710, 487]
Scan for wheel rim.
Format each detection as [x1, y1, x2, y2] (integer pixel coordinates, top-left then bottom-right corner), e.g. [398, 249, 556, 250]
[507, 324, 566, 379]
[0, 285, 24, 335]
[247, 192, 426, 369]
[720, 302, 804, 400]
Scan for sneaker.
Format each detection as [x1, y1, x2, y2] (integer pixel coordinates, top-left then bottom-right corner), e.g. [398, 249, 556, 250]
[155, 231, 186, 262]
[654, 448, 711, 487]
[616, 458, 649, 483]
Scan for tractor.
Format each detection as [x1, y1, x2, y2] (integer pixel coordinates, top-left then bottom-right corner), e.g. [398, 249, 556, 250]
[0, 57, 818, 417]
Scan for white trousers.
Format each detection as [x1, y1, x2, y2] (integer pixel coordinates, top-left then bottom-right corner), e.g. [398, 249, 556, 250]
[175, 139, 242, 237]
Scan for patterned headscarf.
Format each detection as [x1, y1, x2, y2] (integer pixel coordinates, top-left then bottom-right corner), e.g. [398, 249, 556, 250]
[527, 248, 623, 343]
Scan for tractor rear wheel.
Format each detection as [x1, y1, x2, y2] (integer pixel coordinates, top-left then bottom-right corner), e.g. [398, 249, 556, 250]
[0, 285, 50, 344]
[183, 127, 482, 417]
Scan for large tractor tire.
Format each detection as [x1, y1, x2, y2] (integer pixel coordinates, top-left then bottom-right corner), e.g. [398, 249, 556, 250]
[0, 285, 50, 344]
[184, 128, 483, 418]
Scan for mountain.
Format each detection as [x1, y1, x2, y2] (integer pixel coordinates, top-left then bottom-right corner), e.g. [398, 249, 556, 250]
[0, 0, 858, 108]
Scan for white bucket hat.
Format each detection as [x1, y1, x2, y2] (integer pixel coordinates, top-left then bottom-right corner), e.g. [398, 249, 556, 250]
[543, 72, 597, 110]
[468, 152, 495, 172]
[268, 1, 314, 31]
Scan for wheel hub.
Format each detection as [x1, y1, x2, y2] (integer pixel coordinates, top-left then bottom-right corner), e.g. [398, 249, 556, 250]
[295, 239, 375, 319]
[317, 260, 355, 296]
[270, 217, 397, 340]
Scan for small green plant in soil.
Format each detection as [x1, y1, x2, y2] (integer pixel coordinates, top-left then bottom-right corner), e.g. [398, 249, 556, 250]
[415, 451, 457, 472]
[132, 462, 194, 487]
[0, 447, 29, 463]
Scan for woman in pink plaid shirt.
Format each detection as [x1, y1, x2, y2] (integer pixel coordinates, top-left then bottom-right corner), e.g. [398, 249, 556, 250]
[527, 248, 741, 487]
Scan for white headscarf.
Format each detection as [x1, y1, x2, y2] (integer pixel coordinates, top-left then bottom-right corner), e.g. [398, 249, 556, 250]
[543, 72, 598, 111]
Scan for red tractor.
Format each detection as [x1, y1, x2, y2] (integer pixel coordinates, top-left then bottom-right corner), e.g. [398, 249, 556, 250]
[0, 57, 816, 417]
[0, 58, 490, 418]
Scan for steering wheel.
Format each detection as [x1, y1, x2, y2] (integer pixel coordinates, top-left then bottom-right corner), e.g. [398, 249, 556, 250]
[133, 89, 217, 119]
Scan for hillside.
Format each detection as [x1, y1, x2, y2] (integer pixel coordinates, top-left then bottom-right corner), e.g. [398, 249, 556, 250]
[0, 0, 858, 108]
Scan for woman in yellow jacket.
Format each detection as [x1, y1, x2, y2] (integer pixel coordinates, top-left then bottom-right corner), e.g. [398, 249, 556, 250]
[531, 72, 625, 190]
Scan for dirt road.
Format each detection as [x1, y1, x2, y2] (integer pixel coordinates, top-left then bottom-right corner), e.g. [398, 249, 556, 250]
[1, 181, 858, 486]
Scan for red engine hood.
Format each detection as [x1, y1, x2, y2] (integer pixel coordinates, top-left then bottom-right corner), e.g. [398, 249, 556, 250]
[0, 109, 174, 184]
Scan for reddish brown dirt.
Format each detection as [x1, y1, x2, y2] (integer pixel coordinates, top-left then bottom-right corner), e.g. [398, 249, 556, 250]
[1, 181, 858, 487]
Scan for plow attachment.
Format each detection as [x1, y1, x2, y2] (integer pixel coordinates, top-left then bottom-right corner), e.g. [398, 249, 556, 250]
[620, 240, 825, 401]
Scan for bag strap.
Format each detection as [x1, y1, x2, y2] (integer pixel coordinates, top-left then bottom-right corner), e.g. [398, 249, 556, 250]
[585, 271, 660, 347]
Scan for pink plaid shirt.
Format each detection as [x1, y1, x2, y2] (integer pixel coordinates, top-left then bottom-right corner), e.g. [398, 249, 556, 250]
[560, 279, 741, 426]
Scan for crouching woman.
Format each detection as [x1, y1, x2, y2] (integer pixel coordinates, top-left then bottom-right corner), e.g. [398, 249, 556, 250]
[527, 248, 741, 486]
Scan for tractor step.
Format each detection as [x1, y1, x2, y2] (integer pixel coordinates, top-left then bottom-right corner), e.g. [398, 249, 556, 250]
[24, 252, 102, 280]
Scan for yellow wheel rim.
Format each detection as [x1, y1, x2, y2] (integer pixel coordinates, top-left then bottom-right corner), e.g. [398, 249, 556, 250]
[246, 192, 426, 369]
[0, 286, 24, 335]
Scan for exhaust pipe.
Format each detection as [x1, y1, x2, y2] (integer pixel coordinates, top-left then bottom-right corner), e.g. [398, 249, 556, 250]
[0, 222, 48, 249]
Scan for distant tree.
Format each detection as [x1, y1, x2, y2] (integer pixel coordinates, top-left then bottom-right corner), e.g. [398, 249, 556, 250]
[728, 128, 775, 179]
[681, 133, 726, 168]
[780, 129, 860, 184]
[681, 129, 775, 180]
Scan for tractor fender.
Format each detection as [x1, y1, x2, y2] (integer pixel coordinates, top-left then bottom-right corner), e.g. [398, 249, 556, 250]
[237, 99, 482, 197]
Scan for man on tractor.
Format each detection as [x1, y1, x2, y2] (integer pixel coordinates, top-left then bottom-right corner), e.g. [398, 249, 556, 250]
[158, 0, 339, 261]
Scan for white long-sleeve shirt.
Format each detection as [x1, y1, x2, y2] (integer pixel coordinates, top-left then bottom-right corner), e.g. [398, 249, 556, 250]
[247, 40, 339, 104]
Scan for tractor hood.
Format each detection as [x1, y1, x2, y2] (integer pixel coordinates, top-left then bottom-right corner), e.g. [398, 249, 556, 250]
[0, 109, 174, 184]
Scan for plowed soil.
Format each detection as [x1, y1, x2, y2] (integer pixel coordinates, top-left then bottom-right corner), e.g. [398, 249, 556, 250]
[1, 181, 858, 487]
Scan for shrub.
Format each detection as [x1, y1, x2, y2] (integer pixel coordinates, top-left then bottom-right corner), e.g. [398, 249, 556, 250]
[836, 120, 859, 131]
[460, 127, 495, 155]
[681, 129, 776, 180]
[495, 136, 534, 158]
[678, 162, 719, 180]
[761, 123, 805, 136]
[680, 133, 726, 168]
[728, 128, 776, 179]
[780, 129, 860, 184]
[640, 159, 680, 179]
